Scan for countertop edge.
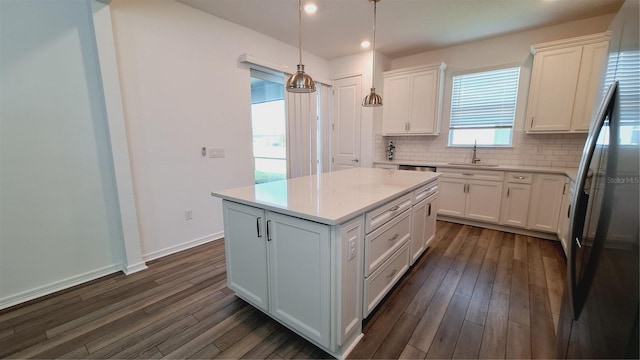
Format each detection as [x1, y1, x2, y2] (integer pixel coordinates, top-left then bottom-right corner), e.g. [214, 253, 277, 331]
[374, 160, 578, 181]
[212, 172, 442, 226]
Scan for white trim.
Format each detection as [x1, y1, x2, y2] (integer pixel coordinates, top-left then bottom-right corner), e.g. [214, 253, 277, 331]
[0, 264, 122, 311]
[122, 261, 147, 275]
[531, 31, 611, 55]
[142, 232, 224, 262]
[90, 0, 146, 271]
[239, 53, 290, 74]
[437, 215, 560, 241]
[238, 54, 332, 85]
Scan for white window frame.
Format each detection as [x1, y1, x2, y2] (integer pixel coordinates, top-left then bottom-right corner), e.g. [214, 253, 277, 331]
[448, 65, 521, 147]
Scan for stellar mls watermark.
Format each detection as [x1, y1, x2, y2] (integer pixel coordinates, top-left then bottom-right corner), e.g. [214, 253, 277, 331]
[607, 176, 640, 184]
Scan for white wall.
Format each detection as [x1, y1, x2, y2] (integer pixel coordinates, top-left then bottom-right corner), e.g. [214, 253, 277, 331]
[374, 14, 615, 167]
[109, 0, 331, 259]
[0, 0, 125, 308]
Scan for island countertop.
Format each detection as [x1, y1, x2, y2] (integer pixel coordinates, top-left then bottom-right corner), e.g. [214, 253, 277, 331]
[212, 167, 441, 225]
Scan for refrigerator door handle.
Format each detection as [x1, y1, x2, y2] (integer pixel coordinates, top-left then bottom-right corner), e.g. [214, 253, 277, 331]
[567, 81, 618, 320]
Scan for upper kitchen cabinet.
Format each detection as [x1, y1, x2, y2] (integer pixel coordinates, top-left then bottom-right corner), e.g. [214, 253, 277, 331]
[526, 33, 609, 133]
[382, 63, 447, 135]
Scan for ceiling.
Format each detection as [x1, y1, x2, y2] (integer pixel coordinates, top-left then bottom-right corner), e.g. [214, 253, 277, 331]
[177, 0, 623, 60]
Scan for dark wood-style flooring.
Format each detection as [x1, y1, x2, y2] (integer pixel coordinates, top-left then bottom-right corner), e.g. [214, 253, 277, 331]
[0, 221, 566, 359]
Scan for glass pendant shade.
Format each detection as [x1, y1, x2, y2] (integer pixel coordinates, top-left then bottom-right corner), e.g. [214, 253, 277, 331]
[363, 88, 382, 106]
[286, 0, 316, 93]
[286, 64, 316, 93]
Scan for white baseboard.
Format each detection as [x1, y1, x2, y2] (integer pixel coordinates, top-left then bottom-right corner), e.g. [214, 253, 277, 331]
[142, 232, 224, 262]
[0, 264, 122, 311]
[437, 216, 559, 241]
[122, 261, 147, 275]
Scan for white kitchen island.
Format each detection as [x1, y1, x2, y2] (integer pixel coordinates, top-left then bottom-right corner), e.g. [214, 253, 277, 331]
[211, 167, 440, 359]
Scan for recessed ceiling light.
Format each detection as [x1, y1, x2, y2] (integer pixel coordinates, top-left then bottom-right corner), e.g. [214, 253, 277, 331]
[304, 3, 317, 14]
[361, 40, 371, 48]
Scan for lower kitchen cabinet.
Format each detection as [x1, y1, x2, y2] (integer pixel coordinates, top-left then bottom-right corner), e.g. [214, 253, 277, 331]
[528, 174, 565, 232]
[223, 201, 331, 348]
[266, 211, 331, 347]
[465, 179, 503, 223]
[438, 176, 502, 223]
[438, 177, 467, 217]
[501, 183, 532, 228]
[556, 181, 572, 255]
[223, 201, 269, 311]
[410, 191, 439, 264]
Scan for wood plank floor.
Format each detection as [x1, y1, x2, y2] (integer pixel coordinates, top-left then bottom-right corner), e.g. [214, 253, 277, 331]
[0, 221, 566, 359]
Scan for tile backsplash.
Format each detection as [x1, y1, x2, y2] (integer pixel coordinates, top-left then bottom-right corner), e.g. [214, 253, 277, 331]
[375, 131, 587, 168]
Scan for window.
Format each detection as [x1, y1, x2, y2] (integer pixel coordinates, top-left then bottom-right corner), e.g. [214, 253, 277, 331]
[603, 50, 640, 145]
[448, 66, 521, 146]
[250, 69, 287, 184]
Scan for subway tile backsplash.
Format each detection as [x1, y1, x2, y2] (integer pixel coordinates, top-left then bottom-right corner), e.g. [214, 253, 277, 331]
[375, 131, 587, 168]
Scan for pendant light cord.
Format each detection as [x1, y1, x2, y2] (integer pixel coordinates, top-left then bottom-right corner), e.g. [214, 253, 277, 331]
[298, 0, 303, 65]
[372, 0, 377, 87]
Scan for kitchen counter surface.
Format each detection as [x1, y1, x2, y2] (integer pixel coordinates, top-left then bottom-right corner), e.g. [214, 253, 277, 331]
[212, 167, 441, 225]
[374, 160, 578, 181]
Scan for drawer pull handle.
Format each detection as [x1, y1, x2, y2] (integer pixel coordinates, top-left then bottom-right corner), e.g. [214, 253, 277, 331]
[389, 206, 400, 212]
[266, 220, 272, 241]
[515, 176, 526, 180]
[387, 269, 398, 278]
[462, 173, 474, 176]
[388, 234, 399, 242]
[256, 217, 262, 238]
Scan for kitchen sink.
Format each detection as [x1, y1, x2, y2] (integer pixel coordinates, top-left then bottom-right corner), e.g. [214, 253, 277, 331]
[446, 162, 500, 167]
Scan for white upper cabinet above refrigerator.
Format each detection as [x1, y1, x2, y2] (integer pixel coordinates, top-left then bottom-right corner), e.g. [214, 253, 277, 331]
[526, 33, 610, 133]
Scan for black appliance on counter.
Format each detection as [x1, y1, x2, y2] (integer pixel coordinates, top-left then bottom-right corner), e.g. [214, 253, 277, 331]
[556, 0, 639, 358]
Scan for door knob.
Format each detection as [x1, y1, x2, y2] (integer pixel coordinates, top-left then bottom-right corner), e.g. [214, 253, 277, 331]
[351, 159, 359, 163]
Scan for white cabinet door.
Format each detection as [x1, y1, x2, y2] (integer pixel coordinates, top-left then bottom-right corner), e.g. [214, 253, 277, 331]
[222, 201, 269, 311]
[410, 199, 427, 265]
[527, 46, 583, 132]
[465, 179, 503, 223]
[408, 69, 438, 133]
[382, 64, 445, 135]
[267, 212, 331, 348]
[425, 194, 438, 248]
[382, 74, 410, 134]
[501, 183, 532, 228]
[557, 184, 571, 256]
[528, 174, 565, 232]
[572, 41, 609, 131]
[438, 177, 467, 217]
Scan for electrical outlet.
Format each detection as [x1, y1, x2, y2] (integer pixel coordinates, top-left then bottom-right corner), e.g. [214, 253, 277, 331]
[185, 209, 193, 221]
[208, 148, 225, 158]
[348, 238, 357, 261]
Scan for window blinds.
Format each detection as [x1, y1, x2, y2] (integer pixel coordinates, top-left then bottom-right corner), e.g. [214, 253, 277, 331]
[450, 67, 521, 129]
[604, 50, 640, 125]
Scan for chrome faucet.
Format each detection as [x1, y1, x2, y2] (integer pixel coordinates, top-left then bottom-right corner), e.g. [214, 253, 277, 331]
[472, 141, 481, 164]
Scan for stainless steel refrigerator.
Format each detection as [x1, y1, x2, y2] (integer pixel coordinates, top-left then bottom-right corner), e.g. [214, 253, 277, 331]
[557, 0, 639, 358]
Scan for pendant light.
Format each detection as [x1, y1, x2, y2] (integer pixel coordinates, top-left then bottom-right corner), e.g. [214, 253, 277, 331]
[363, 0, 382, 107]
[286, 0, 316, 93]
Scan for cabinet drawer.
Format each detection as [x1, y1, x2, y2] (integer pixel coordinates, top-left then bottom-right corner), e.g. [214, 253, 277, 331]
[364, 209, 411, 276]
[439, 168, 504, 181]
[365, 193, 412, 233]
[364, 242, 410, 317]
[506, 172, 532, 184]
[413, 181, 438, 203]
